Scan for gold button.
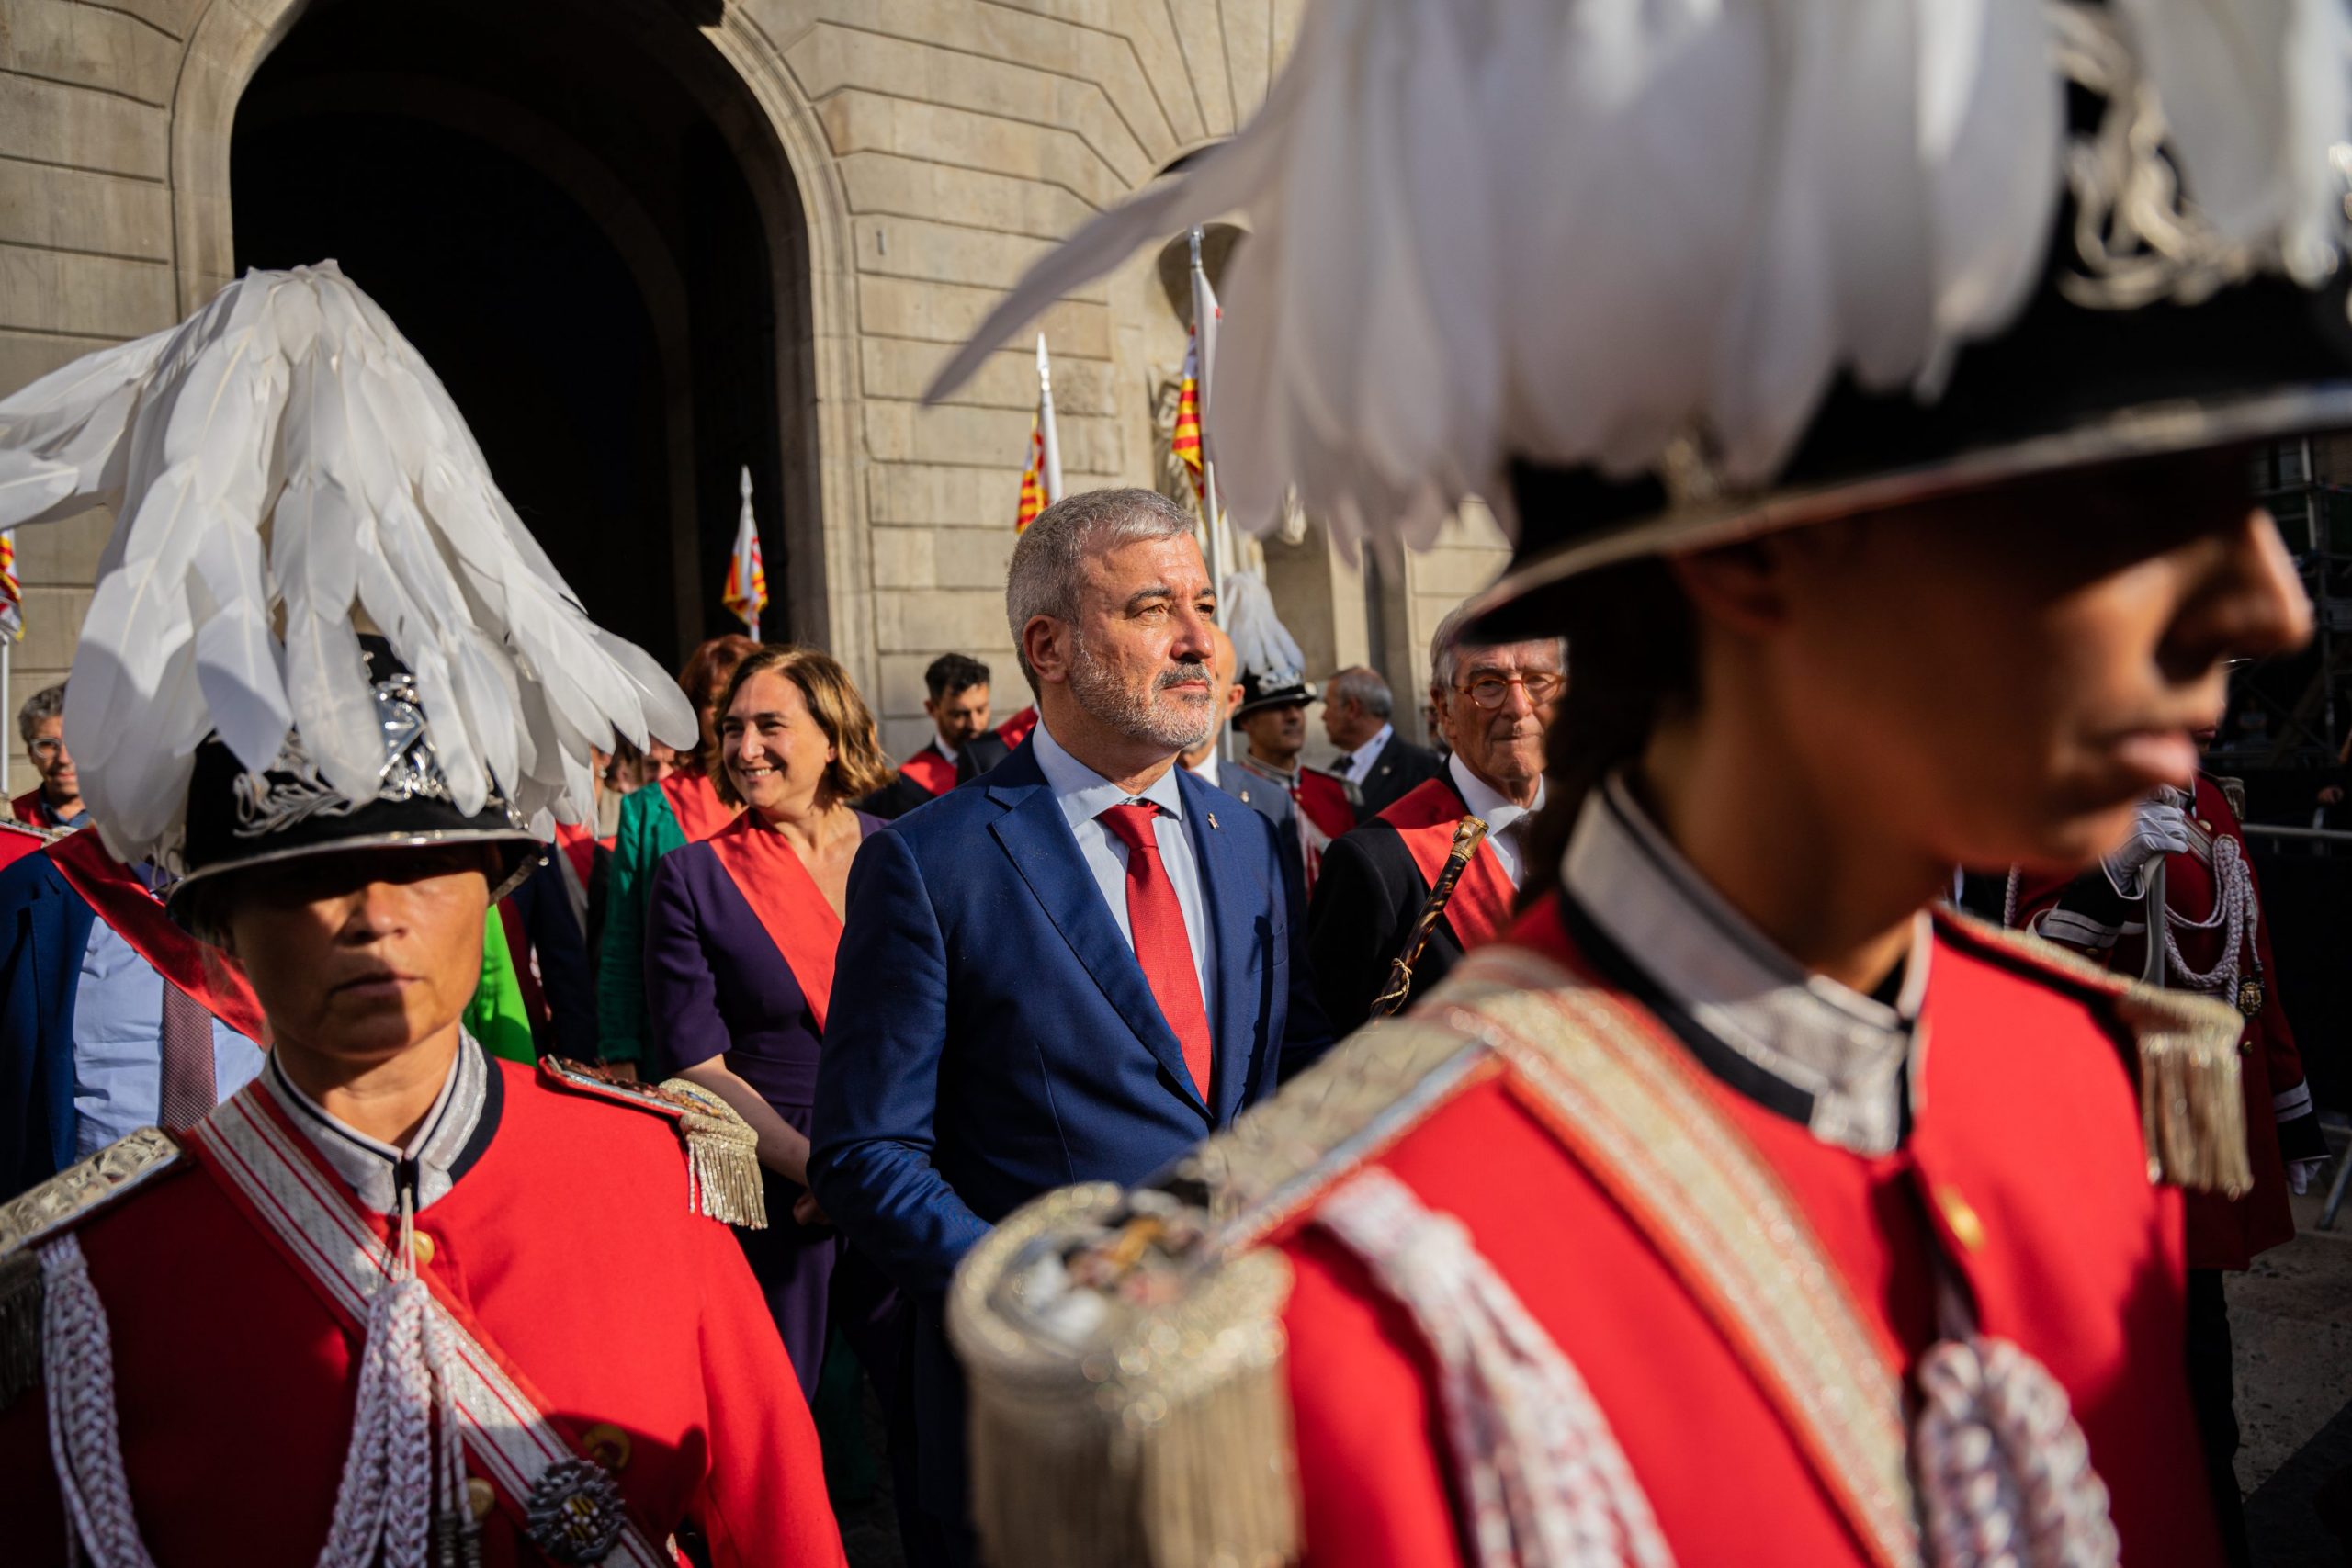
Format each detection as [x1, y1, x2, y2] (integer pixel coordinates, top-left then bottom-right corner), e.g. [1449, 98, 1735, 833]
[582, 1422, 632, 1472]
[1935, 1186, 1985, 1252]
[2197, 818, 2212, 831]
[410, 1232, 435, 1266]
[466, 1477, 495, 1521]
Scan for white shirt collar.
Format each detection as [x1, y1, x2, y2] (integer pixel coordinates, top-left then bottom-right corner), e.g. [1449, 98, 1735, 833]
[934, 733, 962, 766]
[1448, 751, 1544, 835]
[1033, 714, 1186, 835]
[1185, 751, 1221, 787]
[265, 1033, 491, 1213]
[1347, 723, 1395, 775]
[1560, 774, 1928, 1156]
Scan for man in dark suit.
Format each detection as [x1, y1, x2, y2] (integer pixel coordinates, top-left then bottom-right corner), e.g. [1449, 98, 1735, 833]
[1308, 605, 1564, 1032]
[1322, 664, 1445, 816]
[858, 652, 1012, 820]
[814, 488, 1333, 1562]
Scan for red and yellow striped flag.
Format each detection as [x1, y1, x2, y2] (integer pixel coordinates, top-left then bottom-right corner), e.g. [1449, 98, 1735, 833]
[0, 530, 20, 642]
[1015, 413, 1049, 533]
[1171, 328, 1205, 505]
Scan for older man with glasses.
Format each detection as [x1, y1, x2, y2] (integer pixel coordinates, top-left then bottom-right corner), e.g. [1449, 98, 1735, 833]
[13, 683, 84, 832]
[1306, 604, 1564, 1032]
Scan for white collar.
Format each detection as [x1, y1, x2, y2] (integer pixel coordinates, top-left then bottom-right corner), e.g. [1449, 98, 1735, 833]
[1448, 751, 1544, 833]
[1185, 751, 1221, 787]
[1033, 715, 1186, 835]
[265, 1034, 492, 1213]
[934, 733, 962, 765]
[1560, 774, 1927, 1156]
[1351, 723, 1395, 765]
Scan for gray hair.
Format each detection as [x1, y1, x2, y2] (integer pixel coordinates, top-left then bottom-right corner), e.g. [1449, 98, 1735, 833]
[17, 682, 63, 747]
[1430, 604, 1566, 692]
[1325, 665, 1393, 720]
[1005, 488, 1200, 691]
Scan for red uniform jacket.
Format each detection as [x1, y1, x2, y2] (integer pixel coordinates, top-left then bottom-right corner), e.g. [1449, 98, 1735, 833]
[1273, 899, 2219, 1567]
[2013, 773, 2308, 1269]
[0, 1057, 846, 1566]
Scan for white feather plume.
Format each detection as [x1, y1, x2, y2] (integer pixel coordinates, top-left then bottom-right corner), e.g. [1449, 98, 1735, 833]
[0, 262, 698, 869]
[925, 0, 2350, 552]
[1221, 570, 1306, 689]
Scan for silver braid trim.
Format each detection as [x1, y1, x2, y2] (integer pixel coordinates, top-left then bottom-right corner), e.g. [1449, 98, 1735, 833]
[42, 1235, 158, 1568]
[1316, 1168, 1675, 1568]
[2160, 835, 2255, 998]
[1915, 1337, 2120, 1568]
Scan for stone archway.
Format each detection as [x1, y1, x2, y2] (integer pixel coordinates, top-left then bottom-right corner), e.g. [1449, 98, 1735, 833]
[164, 0, 864, 673]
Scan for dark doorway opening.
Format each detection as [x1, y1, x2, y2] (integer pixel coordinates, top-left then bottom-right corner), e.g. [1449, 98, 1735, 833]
[232, 0, 807, 665]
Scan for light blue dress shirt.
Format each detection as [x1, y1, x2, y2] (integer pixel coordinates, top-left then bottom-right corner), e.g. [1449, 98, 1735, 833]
[72, 919, 264, 1156]
[1031, 716, 1216, 1023]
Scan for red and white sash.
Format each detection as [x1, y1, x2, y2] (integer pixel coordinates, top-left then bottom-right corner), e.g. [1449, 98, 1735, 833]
[1381, 779, 1516, 953]
[898, 746, 957, 800]
[704, 812, 842, 1032]
[188, 1084, 668, 1567]
[47, 828, 267, 1043]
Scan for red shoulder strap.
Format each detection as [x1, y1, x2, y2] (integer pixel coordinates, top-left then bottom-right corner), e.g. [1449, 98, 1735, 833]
[1380, 778, 1513, 953]
[46, 829, 267, 1044]
[661, 770, 739, 842]
[898, 746, 957, 799]
[703, 814, 844, 1032]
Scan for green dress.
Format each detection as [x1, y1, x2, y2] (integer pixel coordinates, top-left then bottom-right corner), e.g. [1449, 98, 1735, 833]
[469, 908, 536, 1065]
[594, 784, 688, 1068]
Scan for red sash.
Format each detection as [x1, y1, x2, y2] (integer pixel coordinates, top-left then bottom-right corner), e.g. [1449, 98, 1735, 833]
[46, 829, 267, 1044]
[899, 746, 956, 799]
[996, 705, 1039, 750]
[704, 812, 844, 1033]
[1296, 768, 1359, 845]
[12, 785, 44, 826]
[661, 770, 738, 843]
[1381, 778, 1514, 953]
[550, 818, 600, 885]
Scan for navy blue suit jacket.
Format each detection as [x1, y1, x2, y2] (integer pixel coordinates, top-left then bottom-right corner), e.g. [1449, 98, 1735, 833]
[811, 736, 1333, 1516]
[0, 852, 94, 1199]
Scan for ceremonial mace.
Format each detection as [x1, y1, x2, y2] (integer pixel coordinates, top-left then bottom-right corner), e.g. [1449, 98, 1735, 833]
[1370, 816, 1489, 1021]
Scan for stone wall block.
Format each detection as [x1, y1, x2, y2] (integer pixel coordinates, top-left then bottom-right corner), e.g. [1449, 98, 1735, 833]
[868, 524, 937, 589]
[865, 400, 1120, 470]
[0, 73, 166, 179]
[872, 587, 1009, 653]
[0, 326, 116, 394]
[933, 526, 1016, 590]
[5, 0, 183, 107]
[0, 160, 171, 259]
[839, 151, 1093, 243]
[0, 243, 175, 338]
[855, 213, 1106, 299]
[818, 91, 1128, 210]
[858, 275, 1109, 355]
[11, 506, 108, 582]
[861, 334, 1114, 414]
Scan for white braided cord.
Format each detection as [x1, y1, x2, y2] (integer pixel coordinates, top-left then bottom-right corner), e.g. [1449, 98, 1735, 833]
[2159, 835, 2255, 998]
[42, 1235, 157, 1568]
[1914, 1337, 2119, 1568]
[1315, 1167, 1674, 1568]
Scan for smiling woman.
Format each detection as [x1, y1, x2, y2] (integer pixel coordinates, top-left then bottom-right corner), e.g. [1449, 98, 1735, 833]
[645, 644, 893, 1399]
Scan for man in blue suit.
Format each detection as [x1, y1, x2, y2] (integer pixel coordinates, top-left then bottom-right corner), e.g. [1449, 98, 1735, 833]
[813, 488, 1334, 1561]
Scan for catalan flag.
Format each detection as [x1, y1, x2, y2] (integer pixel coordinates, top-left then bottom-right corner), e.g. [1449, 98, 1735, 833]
[724, 466, 766, 637]
[1171, 328, 1205, 505]
[0, 530, 20, 642]
[1015, 413, 1049, 533]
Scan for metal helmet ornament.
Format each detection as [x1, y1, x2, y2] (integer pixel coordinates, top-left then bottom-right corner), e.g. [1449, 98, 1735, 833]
[926, 0, 2352, 636]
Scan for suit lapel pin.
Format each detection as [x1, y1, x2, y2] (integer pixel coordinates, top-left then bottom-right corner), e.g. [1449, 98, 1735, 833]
[1207, 812, 1219, 829]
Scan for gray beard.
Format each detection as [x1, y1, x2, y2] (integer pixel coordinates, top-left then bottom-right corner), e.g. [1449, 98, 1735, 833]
[1069, 634, 1217, 754]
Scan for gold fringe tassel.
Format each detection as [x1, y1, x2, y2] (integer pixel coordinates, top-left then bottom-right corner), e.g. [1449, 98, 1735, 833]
[0, 1250, 40, 1408]
[952, 1186, 1300, 1568]
[657, 1079, 769, 1230]
[2117, 986, 2253, 1198]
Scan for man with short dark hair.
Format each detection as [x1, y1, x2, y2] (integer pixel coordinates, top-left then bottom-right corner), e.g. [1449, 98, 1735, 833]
[815, 487, 1331, 1561]
[1323, 664, 1444, 816]
[13, 683, 83, 830]
[859, 653, 1011, 820]
[1308, 605, 1564, 1032]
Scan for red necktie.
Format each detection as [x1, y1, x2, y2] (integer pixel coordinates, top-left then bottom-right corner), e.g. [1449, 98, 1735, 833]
[1097, 801, 1215, 1102]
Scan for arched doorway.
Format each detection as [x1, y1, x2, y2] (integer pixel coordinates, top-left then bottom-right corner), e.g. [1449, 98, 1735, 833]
[227, 0, 817, 665]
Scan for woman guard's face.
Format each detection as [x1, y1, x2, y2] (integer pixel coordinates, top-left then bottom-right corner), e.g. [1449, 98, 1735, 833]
[723, 669, 834, 817]
[1679, 451, 2311, 877]
[222, 846, 492, 1063]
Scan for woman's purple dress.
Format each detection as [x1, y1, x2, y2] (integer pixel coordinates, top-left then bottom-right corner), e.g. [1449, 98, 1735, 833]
[642, 815, 879, 1398]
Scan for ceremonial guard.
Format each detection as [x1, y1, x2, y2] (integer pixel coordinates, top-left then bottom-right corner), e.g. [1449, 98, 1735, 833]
[1224, 572, 1356, 892]
[2012, 758, 2325, 1563]
[926, 3, 2347, 1562]
[0, 265, 844, 1566]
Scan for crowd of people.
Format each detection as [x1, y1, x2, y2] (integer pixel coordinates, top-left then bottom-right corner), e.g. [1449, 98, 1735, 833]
[4, 4, 2352, 1564]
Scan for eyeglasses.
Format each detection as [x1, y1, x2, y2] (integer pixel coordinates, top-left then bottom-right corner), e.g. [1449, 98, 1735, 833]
[1455, 671, 1564, 711]
[28, 738, 64, 761]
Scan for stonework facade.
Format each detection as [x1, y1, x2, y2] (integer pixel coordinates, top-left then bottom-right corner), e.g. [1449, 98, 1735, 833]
[0, 0, 1506, 772]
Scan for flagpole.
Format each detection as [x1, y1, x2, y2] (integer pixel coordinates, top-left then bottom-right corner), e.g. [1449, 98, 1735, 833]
[737, 467, 760, 642]
[1035, 334, 1064, 504]
[1189, 228, 1238, 764]
[1, 638, 10, 798]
